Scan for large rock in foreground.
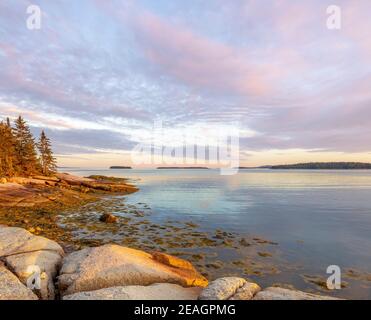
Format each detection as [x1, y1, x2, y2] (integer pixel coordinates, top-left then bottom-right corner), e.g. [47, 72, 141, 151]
[199, 277, 261, 300]
[58, 244, 208, 295]
[4, 250, 63, 300]
[253, 287, 341, 300]
[0, 226, 64, 299]
[63, 283, 202, 300]
[0, 263, 38, 300]
[0, 226, 64, 257]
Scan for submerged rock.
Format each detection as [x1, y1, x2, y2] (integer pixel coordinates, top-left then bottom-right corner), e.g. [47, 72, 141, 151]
[63, 283, 202, 300]
[99, 213, 118, 223]
[0, 263, 38, 300]
[58, 244, 208, 296]
[253, 287, 341, 300]
[239, 238, 251, 247]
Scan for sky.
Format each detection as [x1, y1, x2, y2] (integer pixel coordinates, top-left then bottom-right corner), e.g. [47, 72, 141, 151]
[0, 0, 371, 168]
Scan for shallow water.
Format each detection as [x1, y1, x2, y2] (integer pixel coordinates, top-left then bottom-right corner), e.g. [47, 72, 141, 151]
[63, 168, 371, 299]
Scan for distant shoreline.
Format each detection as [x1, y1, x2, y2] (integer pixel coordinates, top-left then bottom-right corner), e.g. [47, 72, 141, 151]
[239, 162, 371, 170]
[269, 162, 371, 170]
[101, 162, 371, 171]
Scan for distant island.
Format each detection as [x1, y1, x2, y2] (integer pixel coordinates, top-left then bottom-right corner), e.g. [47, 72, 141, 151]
[157, 167, 209, 169]
[109, 163, 371, 170]
[269, 162, 371, 170]
[236, 162, 371, 170]
[238, 166, 272, 169]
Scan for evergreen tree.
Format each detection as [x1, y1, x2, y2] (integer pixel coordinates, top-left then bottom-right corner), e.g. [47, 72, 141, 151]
[0, 121, 17, 177]
[37, 130, 57, 176]
[13, 116, 40, 175]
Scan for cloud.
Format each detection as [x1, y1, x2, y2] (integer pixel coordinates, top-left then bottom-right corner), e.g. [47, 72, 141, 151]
[0, 0, 371, 164]
[31, 126, 135, 155]
[130, 11, 274, 96]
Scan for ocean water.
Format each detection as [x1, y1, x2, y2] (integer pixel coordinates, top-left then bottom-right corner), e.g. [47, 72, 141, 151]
[65, 168, 371, 299]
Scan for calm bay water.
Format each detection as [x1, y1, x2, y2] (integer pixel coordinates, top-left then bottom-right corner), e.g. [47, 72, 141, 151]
[66, 168, 371, 299]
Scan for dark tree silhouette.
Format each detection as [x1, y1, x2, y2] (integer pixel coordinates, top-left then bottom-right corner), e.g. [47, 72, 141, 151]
[13, 116, 40, 175]
[0, 121, 17, 177]
[37, 130, 57, 176]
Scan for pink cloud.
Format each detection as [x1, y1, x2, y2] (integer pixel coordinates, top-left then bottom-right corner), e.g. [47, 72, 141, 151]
[123, 9, 281, 96]
[0, 103, 74, 129]
[343, 1, 371, 62]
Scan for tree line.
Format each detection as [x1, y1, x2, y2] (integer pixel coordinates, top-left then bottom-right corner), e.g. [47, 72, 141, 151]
[0, 116, 57, 177]
[270, 162, 371, 169]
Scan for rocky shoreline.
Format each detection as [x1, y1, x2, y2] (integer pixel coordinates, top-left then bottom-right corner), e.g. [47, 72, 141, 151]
[0, 174, 342, 300]
[0, 173, 138, 208]
[0, 173, 138, 251]
[0, 225, 340, 300]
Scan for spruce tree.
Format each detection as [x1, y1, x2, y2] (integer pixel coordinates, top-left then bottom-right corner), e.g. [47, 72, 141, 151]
[13, 116, 40, 176]
[0, 121, 17, 177]
[37, 130, 57, 176]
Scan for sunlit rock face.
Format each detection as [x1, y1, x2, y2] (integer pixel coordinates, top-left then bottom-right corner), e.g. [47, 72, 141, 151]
[58, 244, 208, 296]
